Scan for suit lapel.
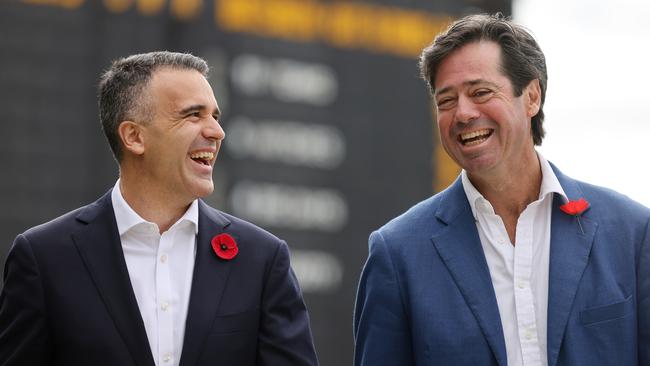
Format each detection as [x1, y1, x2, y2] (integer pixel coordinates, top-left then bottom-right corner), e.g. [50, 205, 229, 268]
[547, 167, 598, 366]
[72, 192, 155, 366]
[430, 178, 507, 366]
[179, 200, 232, 366]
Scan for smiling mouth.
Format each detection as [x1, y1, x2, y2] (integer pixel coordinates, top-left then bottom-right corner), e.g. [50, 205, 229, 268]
[459, 129, 493, 146]
[189, 151, 214, 166]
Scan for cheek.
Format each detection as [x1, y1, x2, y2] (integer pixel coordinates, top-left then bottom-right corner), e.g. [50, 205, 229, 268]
[436, 113, 451, 133]
[436, 118, 455, 146]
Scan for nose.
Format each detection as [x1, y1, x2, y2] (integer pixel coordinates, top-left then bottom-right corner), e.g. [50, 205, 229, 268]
[454, 96, 480, 124]
[204, 116, 226, 141]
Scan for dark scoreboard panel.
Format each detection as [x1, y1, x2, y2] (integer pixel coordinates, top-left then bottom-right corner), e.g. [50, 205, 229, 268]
[0, 1, 509, 364]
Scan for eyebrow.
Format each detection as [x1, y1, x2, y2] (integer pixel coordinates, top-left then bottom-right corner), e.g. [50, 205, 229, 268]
[177, 104, 220, 118]
[434, 79, 496, 98]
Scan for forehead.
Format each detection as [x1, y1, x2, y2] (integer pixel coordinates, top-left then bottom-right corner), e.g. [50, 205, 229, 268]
[433, 41, 505, 93]
[146, 67, 218, 112]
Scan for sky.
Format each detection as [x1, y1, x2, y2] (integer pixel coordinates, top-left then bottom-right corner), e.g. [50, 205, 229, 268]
[513, 0, 650, 207]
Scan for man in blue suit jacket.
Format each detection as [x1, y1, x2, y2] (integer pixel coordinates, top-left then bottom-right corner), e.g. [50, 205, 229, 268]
[0, 52, 318, 366]
[354, 14, 650, 366]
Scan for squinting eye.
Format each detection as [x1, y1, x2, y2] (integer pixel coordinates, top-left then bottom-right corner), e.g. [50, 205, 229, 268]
[437, 99, 455, 110]
[473, 89, 492, 99]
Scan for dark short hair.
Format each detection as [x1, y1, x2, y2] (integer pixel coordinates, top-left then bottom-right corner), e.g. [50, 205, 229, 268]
[98, 51, 209, 161]
[419, 13, 547, 145]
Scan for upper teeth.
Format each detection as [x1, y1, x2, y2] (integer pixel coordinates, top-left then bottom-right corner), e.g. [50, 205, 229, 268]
[190, 152, 214, 160]
[460, 129, 491, 141]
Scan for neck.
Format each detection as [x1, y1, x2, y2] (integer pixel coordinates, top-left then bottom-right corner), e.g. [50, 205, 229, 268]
[468, 150, 542, 220]
[119, 167, 192, 233]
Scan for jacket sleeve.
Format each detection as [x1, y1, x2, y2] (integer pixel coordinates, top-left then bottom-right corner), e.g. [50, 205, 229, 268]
[0, 234, 51, 365]
[638, 215, 650, 365]
[354, 230, 414, 366]
[256, 241, 319, 366]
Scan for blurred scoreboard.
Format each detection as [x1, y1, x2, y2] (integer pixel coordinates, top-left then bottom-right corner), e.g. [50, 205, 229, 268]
[0, 0, 509, 364]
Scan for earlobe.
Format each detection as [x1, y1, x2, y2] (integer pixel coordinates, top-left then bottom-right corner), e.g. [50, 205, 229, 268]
[525, 79, 542, 117]
[118, 121, 145, 156]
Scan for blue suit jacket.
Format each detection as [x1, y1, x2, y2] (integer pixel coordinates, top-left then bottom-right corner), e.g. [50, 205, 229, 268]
[0, 191, 318, 366]
[354, 165, 650, 365]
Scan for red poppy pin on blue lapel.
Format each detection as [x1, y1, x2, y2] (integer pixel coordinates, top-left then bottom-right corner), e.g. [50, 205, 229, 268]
[560, 198, 590, 234]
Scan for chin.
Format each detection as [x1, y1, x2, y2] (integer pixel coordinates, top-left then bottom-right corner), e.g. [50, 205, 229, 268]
[189, 180, 214, 199]
[457, 150, 500, 171]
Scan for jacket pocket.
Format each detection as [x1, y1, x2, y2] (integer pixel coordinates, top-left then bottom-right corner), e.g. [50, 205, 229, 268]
[580, 294, 634, 326]
[209, 307, 260, 334]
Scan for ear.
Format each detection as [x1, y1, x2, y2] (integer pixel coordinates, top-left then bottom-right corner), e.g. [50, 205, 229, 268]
[524, 79, 541, 118]
[118, 121, 145, 156]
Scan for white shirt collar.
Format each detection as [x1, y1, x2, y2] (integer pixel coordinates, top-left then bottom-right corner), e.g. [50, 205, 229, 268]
[111, 179, 199, 236]
[461, 151, 567, 219]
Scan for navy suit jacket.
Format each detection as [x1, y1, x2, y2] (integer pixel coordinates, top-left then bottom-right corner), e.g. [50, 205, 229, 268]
[354, 165, 650, 365]
[0, 191, 318, 366]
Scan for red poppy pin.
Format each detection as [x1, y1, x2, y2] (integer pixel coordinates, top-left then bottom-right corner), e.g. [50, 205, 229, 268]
[211, 233, 238, 260]
[560, 198, 590, 234]
[560, 198, 590, 216]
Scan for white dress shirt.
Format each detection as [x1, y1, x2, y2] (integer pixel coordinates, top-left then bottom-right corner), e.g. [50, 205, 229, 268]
[461, 153, 567, 366]
[111, 180, 198, 366]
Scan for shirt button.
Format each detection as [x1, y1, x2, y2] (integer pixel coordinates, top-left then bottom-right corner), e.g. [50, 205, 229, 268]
[162, 353, 172, 362]
[524, 329, 533, 340]
[160, 254, 168, 263]
[161, 302, 169, 311]
[517, 282, 525, 289]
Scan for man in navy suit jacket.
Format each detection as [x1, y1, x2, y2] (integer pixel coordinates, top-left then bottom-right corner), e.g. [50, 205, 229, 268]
[354, 14, 650, 366]
[0, 51, 318, 366]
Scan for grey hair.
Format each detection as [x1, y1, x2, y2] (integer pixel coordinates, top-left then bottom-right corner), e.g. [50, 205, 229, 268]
[419, 14, 547, 145]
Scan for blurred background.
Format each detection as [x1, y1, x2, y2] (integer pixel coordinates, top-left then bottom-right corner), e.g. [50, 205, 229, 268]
[1, 0, 648, 365]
